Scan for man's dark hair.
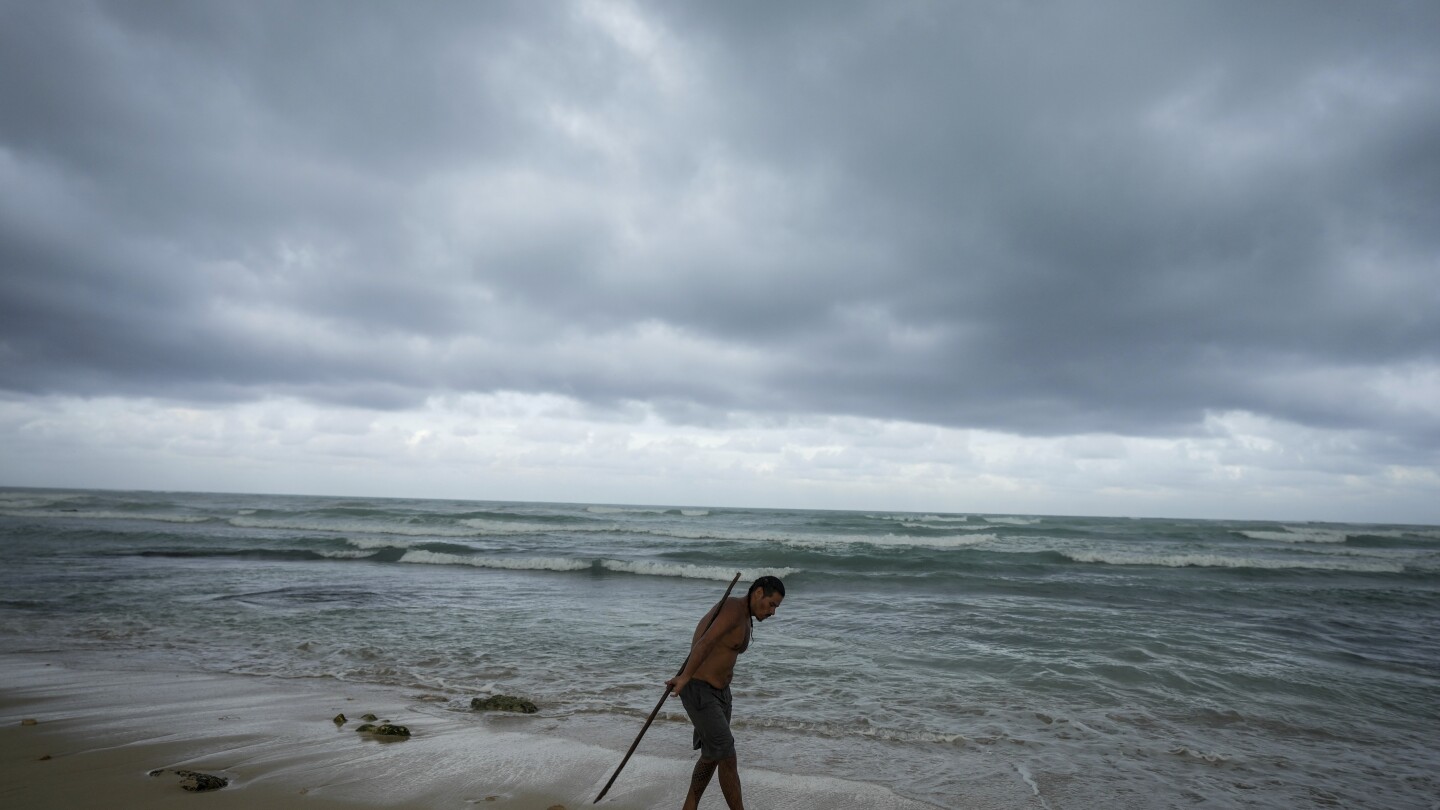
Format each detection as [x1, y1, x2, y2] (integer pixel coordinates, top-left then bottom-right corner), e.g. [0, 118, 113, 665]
[748, 575, 785, 598]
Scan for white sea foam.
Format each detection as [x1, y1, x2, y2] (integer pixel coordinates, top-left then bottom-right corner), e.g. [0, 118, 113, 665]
[680, 509, 710, 517]
[458, 518, 569, 534]
[1238, 527, 1350, 544]
[638, 526, 820, 544]
[1015, 763, 1055, 810]
[398, 550, 592, 572]
[599, 560, 798, 581]
[869, 532, 996, 549]
[1064, 551, 1402, 573]
[1, 509, 211, 524]
[651, 525, 996, 550]
[392, 552, 794, 581]
[312, 549, 379, 560]
[599, 559, 800, 576]
[784, 532, 998, 550]
[875, 514, 971, 523]
[984, 516, 1041, 525]
[1168, 746, 1232, 764]
[341, 536, 419, 550]
[231, 515, 535, 538]
[657, 525, 994, 549]
[898, 521, 993, 531]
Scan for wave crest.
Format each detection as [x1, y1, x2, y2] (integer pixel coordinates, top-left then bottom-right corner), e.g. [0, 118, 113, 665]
[3, 509, 211, 524]
[398, 551, 592, 572]
[599, 560, 797, 581]
[1237, 528, 1350, 544]
[1064, 551, 1402, 573]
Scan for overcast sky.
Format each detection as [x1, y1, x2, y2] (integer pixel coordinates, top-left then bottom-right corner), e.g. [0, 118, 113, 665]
[2, 1, 1437, 523]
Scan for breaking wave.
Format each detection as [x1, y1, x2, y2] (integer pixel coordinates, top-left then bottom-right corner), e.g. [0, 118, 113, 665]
[1063, 550, 1402, 573]
[1237, 527, 1350, 544]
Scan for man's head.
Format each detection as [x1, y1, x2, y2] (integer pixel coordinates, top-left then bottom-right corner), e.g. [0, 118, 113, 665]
[747, 575, 785, 621]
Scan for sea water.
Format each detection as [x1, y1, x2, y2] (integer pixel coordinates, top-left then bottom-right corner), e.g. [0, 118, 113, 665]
[1, 488, 1436, 809]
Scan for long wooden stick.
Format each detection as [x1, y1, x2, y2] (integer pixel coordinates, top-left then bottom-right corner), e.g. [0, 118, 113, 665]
[593, 571, 742, 804]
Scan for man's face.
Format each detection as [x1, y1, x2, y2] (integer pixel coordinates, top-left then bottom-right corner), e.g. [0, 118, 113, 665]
[751, 590, 783, 622]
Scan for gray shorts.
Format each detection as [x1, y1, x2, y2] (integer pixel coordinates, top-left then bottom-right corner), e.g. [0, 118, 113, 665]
[679, 679, 735, 761]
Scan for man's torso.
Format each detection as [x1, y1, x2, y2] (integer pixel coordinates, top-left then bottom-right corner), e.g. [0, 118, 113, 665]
[691, 596, 750, 689]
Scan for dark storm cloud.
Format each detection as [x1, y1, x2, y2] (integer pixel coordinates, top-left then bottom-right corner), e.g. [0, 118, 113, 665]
[645, 2, 1440, 435]
[1, 1, 1437, 453]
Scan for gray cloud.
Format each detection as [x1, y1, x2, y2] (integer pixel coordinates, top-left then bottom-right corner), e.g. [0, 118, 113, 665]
[2, 0, 1437, 469]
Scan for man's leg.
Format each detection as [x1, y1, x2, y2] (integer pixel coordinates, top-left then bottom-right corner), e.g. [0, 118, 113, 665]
[679, 682, 743, 809]
[717, 755, 744, 809]
[682, 757, 719, 810]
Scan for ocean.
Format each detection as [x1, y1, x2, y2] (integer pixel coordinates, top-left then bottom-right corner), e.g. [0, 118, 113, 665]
[1, 487, 1436, 809]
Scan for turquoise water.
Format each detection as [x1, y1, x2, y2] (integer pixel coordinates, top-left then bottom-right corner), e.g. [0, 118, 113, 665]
[1, 488, 1437, 808]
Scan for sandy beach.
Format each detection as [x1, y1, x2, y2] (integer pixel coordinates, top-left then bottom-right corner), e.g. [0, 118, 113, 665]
[1, 653, 944, 810]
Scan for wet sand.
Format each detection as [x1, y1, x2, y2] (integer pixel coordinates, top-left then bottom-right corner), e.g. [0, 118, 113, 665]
[1, 654, 942, 810]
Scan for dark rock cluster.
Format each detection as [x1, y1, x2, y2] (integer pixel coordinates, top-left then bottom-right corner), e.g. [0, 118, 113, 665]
[332, 710, 411, 737]
[148, 768, 229, 792]
[355, 722, 411, 736]
[470, 694, 538, 713]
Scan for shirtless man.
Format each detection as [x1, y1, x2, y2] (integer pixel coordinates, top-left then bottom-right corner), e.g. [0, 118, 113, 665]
[666, 576, 785, 810]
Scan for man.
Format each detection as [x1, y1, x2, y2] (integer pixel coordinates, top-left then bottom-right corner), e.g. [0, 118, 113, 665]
[666, 575, 786, 810]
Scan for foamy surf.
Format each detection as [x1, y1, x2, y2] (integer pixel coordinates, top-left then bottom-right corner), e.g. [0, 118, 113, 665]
[397, 550, 592, 572]
[1062, 550, 1404, 572]
[598, 559, 798, 581]
[384, 550, 799, 581]
[1237, 527, 1351, 544]
[0, 509, 212, 523]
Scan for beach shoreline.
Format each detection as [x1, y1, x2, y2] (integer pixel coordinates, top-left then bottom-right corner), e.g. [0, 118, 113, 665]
[1, 652, 945, 810]
[6, 491, 1435, 809]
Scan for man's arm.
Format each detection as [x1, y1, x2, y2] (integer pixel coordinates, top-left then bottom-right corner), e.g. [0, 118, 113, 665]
[666, 600, 742, 695]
